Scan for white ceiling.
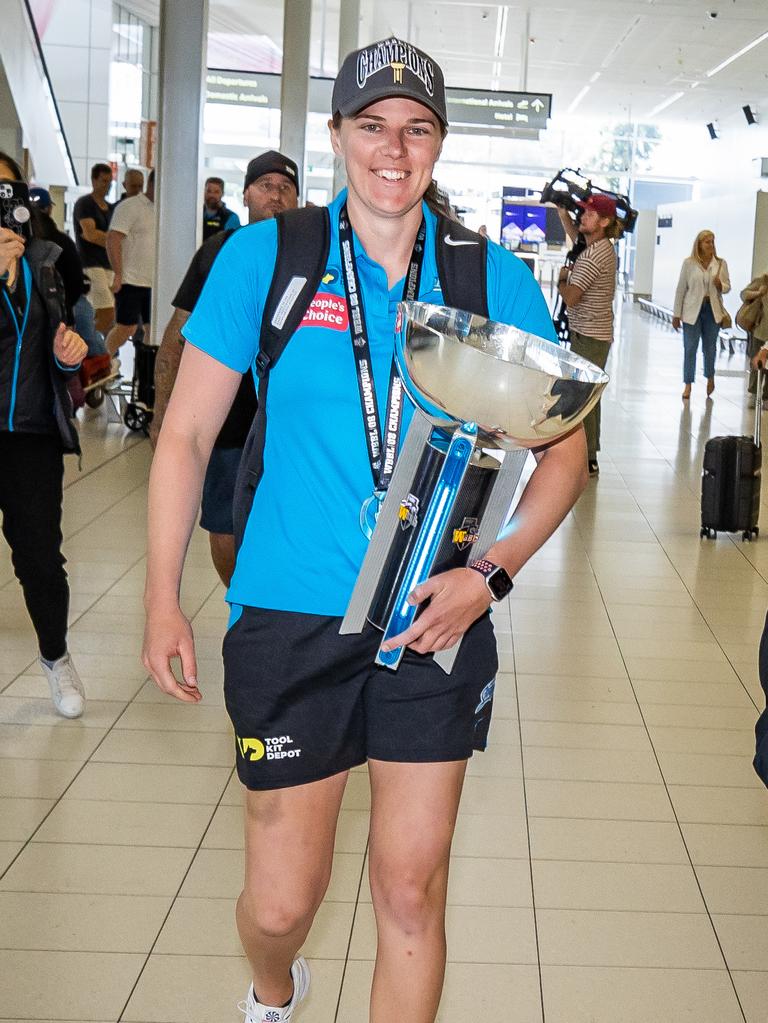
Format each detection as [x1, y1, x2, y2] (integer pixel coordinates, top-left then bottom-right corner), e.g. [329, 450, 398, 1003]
[123, 0, 768, 127]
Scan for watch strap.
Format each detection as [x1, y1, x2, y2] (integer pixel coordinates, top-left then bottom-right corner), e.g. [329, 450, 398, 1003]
[468, 558, 497, 576]
[468, 558, 514, 601]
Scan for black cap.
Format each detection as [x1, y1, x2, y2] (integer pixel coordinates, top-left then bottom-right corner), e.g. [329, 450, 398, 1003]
[243, 151, 300, 192]
[332, 38, 447, 127]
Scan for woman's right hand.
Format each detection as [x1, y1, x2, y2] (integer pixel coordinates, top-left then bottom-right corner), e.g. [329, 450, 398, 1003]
[142, 605, 202, 702]
[0, 227, 25, 277]
[672, 316, 681, 330]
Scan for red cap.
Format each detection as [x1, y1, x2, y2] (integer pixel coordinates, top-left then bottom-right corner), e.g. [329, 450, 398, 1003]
[577, 194, 617, 218]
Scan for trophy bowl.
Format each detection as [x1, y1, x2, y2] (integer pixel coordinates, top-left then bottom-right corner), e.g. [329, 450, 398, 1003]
[395, 301, 609, 450]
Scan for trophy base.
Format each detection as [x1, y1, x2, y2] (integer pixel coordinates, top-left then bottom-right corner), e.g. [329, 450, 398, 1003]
[367, 438, 500, 630]
[340, 411, 529, 673]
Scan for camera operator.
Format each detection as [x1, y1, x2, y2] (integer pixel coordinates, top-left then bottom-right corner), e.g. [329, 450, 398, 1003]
[556, 195, 621, 476]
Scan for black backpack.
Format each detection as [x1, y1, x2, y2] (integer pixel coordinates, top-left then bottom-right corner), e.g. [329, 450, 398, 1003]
[233, 205, 490, 548]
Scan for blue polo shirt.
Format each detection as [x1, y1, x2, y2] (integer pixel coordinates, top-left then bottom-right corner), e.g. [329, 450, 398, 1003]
[183, 189, 556, 616]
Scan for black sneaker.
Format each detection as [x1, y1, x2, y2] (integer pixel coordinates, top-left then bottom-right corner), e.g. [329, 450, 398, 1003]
[588, 459, 599, 476]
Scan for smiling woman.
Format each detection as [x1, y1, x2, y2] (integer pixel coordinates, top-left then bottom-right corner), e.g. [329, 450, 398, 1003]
[143, 35, 588, 1023]
[329, 104, 454, 227]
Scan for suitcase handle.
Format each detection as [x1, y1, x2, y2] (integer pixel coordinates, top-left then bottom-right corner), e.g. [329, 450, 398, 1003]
[756, 368, 764, 449]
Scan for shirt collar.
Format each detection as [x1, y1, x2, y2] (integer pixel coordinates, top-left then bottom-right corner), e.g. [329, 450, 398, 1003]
[329, 188, 438, 292]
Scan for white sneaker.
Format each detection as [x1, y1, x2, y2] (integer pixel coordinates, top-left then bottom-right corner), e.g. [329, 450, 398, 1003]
[40, 653, 85, 718]
[748, 393, 757, 409]
[239, 957, 310, 1022]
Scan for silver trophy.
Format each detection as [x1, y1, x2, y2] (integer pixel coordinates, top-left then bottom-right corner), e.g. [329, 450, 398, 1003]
[340, 301, 609, 672]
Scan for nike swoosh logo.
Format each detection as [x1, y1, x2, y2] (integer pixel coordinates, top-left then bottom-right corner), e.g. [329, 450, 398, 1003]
[444, 236, 478, 247]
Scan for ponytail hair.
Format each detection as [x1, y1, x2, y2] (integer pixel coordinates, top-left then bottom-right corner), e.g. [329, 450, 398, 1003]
[604, 218, 625, 242]
[423, 179, 458, 221]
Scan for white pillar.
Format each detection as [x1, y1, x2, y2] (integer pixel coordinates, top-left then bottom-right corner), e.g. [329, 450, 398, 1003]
[152, 0, 208, 345]
[520, 8, 531, 91]
[332, 0, 361, 198]
[279, 0, 312, 193]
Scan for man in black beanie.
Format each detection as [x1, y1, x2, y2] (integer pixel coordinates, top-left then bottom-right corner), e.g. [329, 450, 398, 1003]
[151, 150, 299, 583]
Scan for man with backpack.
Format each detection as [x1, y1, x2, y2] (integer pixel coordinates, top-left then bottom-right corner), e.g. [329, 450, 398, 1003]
[150, 151, 299, 584]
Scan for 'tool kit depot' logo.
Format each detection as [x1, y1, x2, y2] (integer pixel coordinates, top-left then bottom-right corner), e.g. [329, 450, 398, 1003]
[237, 735, 302, 762]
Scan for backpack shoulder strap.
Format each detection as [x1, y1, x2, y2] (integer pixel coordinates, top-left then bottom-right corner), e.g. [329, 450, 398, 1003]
[256, 206, 331, 377]
[233, 205, 331, 549]
[435, 214, 489, 318]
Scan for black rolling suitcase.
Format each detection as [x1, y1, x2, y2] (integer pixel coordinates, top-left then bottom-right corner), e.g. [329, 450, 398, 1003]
[701, 370, 762, 541]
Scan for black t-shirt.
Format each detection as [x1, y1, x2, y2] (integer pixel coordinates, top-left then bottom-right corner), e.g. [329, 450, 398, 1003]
[173, 230, 257, 448]
[73, 194, 113, 269]
[0, 271, 56, 435]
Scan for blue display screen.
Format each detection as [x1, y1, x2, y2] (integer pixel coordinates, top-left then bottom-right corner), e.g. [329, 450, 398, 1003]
[500, 202, 547, 251]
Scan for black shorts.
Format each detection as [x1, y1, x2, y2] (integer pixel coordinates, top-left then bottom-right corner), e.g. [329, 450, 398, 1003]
[200, 446, 242, 535]
[223, 607, 499, 790]
[115, 284, 151, 326]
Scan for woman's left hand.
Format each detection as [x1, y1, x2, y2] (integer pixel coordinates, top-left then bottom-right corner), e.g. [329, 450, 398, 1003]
[53, 322, 87, 366]
[379, 567, 493, 655]
[713, 275, 723, 290]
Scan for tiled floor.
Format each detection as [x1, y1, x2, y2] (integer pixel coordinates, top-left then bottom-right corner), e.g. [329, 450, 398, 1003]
[1, 306, 768, 1022]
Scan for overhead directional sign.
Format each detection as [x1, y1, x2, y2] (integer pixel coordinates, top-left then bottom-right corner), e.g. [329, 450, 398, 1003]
[206, 71, 552, 136]
[206, 71, 281, 108]
[446, 88, 552, 131]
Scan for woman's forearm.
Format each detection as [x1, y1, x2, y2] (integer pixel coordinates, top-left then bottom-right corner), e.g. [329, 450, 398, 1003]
[144, 345, 243, 610]
[144, 427, 213, 611]
[484, 427, 588, 578]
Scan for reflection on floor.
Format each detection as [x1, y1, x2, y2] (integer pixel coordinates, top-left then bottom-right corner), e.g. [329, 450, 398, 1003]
[1, 307, 767, 1022]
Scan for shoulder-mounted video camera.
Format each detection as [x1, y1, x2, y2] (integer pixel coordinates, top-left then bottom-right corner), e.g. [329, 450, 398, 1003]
[540, 168, 637, 235]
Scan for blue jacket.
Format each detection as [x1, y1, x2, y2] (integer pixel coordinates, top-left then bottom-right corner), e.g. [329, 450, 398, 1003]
[0, 239, 81, 454]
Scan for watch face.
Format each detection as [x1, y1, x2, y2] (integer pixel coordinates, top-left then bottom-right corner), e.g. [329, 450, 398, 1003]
[488, 566, 513, 601]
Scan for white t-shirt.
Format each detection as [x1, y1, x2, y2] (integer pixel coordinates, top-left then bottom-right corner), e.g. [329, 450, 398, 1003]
[109, 194, 155, 287]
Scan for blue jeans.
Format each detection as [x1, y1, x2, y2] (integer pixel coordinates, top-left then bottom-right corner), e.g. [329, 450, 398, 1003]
[682, 301, 718, 384]
[73, 295, 107, 356]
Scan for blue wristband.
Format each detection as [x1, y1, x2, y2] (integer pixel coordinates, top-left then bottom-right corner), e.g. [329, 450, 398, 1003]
[55, 356, 82, 372]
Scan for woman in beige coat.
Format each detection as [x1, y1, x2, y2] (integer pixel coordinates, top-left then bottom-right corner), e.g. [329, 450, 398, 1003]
[743, 273, 768, 407]
[672, 230, 731, 399]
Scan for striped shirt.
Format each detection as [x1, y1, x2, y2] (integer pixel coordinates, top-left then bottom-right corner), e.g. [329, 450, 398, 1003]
[567, 238, 617, 342]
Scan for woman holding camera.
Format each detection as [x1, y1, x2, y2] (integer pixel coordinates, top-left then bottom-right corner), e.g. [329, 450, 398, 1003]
[0, 152, 87, 718]
[672, 230, 731, 399]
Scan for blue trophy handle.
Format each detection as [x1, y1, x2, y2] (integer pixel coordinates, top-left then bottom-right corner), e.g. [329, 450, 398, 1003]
[375, 422, 478, 670]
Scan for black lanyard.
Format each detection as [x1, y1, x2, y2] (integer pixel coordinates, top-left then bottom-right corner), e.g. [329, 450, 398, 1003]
[338, 204, 426, 494]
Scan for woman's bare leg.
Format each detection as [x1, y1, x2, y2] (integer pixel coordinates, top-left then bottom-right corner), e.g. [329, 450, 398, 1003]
[236, 770, 349, 1006]
[367, 758, 467, 1023]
